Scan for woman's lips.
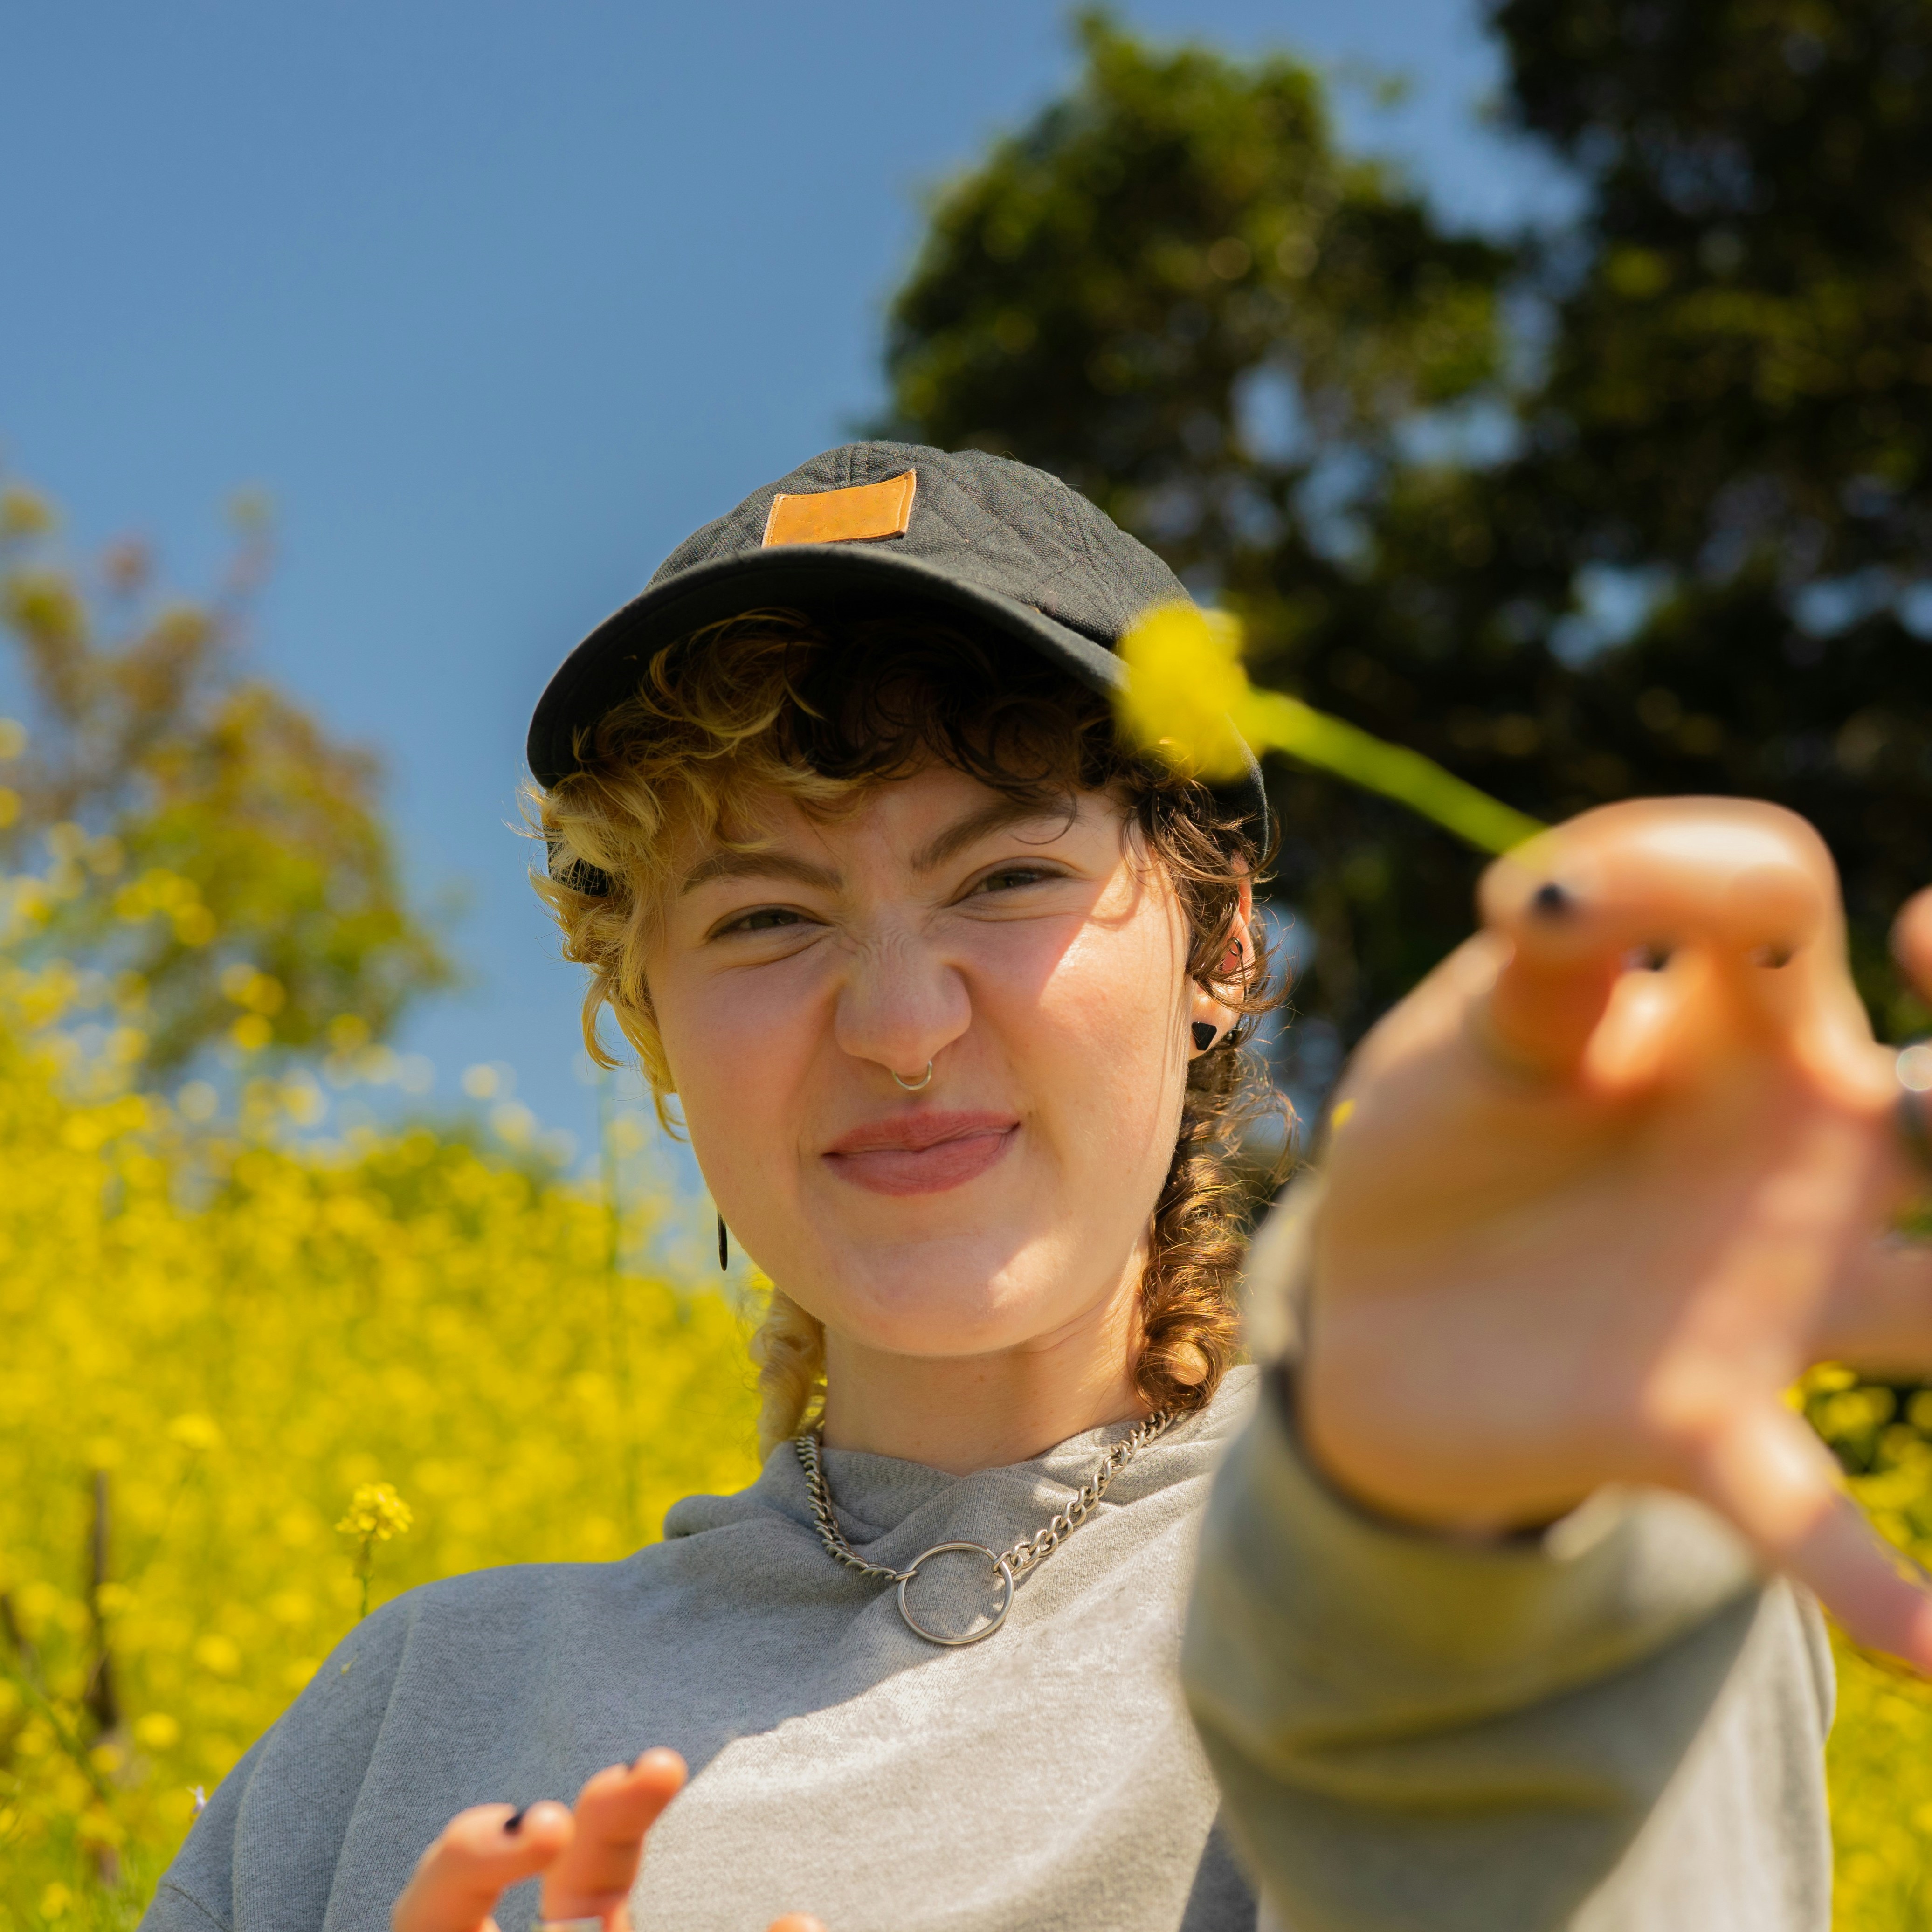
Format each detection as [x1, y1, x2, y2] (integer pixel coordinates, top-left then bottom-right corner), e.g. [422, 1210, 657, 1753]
[822, 1110, 1020, 1197]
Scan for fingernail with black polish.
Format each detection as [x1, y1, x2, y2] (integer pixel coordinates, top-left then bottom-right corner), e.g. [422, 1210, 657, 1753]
[504, 1805, 527, 1835]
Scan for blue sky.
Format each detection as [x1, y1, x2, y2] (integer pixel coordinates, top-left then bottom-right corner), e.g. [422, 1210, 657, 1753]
[1, 1, 1569, 1216]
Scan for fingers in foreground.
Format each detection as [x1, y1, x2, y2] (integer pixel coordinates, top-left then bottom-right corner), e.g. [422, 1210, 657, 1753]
[392, 1800, 573, 1932]
[1477, 799, 1843, 1085]
[538, 1749, 689, 1928]
[1819, 1237, 1932, 1376]
[1892, 886, 1932, 1002]
[1694, 1401, 1932, 1672]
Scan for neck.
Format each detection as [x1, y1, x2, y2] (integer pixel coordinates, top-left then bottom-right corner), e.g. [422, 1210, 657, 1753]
[817, 1269, 1146, 1476]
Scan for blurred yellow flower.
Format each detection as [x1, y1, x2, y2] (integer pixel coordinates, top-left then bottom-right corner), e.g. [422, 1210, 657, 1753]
[1116, 600, 1543, 854]
[335, 1483, 413, 1545]
[192, 1635, 242, 1678]
[229, 1012, 273, 1053]
[132, 1714, 182, 1752]
[166, 1413, 224, 1453]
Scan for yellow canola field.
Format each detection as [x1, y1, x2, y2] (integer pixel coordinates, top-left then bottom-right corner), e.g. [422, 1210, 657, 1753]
[3, 1013, 1932, 1931]
[0, 1026, 759, 1926]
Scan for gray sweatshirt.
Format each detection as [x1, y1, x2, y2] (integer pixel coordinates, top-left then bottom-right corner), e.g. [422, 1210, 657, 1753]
[143, 1366, 1832, 1932]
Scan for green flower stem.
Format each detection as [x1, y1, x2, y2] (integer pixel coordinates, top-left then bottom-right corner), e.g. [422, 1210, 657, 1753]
[1242, 689, 1546, 856]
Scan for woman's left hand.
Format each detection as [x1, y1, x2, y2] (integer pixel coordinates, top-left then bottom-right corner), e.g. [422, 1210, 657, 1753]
[1290, 797, 1932, 1668]
[389, 1749, 825, 1932]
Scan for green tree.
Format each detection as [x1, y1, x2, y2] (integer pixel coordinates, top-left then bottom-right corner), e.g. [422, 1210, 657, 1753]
[1482, 0, 1932, 1033]
[0, 475, 450, 1077]
[881, 12, 1519, 1066]
[883, 4, 1932, 1061]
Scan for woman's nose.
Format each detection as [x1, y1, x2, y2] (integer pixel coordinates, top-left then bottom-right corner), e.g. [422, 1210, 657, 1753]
[833, 931, 971, 1082]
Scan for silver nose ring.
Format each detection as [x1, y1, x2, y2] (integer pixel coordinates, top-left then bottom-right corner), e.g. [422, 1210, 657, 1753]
[891, 1061, 935, 1092]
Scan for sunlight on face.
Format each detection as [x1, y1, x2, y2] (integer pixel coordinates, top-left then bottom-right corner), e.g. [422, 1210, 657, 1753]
[643, 764, 1198, 1360]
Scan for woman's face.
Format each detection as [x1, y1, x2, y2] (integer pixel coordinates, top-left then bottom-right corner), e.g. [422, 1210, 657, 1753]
[644, 762, 1233, 1361]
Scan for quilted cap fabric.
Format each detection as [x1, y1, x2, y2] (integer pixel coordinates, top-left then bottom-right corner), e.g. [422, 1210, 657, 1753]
[526, 440, 1265, 832]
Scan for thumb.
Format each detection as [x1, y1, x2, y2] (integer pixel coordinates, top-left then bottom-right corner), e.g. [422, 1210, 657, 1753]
[1692, 1401, 1932, 1669]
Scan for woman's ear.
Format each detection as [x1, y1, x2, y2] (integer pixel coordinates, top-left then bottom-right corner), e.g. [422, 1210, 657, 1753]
[1188, 879, 1256, 1057]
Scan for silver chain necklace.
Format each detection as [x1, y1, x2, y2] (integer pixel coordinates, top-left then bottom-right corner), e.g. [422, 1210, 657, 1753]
[795, 1409, 1177, 1646]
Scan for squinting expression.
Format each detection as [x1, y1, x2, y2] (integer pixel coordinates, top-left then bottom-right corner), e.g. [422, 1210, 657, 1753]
[644, 763, 1204, 1361]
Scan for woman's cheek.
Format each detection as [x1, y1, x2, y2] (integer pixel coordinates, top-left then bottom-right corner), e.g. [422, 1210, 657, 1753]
[1034, 909, 1189, 1132]
[657, 969, 802, 1204]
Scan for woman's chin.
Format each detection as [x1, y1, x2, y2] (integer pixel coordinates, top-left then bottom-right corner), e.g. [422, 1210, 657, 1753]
[807, 1241, 1071, 1357]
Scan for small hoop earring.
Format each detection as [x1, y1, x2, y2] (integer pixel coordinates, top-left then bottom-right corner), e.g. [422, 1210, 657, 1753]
[891, 1061, 935, 1092]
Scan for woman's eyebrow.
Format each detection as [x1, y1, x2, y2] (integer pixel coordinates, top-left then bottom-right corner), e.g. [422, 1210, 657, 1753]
[679, 849, 841, 895]
[913, 799, 1070, 874]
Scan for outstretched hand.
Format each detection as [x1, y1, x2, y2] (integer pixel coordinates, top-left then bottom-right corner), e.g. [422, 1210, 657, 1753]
[1296, 797, 1932, 1667]
[390, 1750, 824, 1932]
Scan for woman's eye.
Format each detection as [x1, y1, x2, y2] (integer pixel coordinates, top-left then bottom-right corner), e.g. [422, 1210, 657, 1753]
[726, 907, 803, 933]
[972, 866, 1055, 895]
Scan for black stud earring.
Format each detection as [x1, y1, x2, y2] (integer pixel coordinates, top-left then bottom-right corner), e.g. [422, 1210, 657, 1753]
[1191, 1021, 1218, 1052]
[717, 1214, 729, 1271]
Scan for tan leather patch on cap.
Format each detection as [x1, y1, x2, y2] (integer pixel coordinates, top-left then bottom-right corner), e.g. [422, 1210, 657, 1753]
[762, 471, 916, 547]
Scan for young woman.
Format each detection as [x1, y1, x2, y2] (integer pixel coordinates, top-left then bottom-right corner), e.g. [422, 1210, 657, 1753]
[145, 443, 1932, 1932]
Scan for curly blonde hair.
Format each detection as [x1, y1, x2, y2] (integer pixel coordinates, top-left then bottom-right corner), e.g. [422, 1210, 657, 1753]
[533, 607, 1283, 1454]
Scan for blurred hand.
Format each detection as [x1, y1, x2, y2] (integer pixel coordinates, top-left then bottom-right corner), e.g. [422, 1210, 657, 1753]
[1296, 797, 1932, 1666]
[391, 1750, 824, 1932]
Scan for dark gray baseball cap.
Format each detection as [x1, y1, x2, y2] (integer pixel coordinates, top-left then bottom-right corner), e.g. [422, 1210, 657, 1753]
[527, 439, 1266, 834]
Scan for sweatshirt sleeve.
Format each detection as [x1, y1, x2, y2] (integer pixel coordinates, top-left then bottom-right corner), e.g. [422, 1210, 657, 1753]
[1182, 1195, 1835, 1932]
[138, 1595, 414, 1932]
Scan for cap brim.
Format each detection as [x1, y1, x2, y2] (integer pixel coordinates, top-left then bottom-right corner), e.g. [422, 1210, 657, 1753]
[527, 543, 1267, 837]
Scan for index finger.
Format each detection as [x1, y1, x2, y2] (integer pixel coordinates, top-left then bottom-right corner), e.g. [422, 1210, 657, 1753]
[393, 1801, 573, 1932]
[539, 1749, 688, 1927]
[1476, 798, 1849, 1085]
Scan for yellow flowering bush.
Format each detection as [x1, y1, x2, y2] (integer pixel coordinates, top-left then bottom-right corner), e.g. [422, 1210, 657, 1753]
[1802, 1370, 1932, 1930]
[3, 984, 1932, 1929]
[0, 1020, 759, 1927]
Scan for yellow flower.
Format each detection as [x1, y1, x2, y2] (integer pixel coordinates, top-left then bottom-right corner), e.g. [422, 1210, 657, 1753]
[134, 1712, 183, 1751]
[336, 1482, 414, 1544]
[230, 1012, 273, 1053]
[193, 1633, 242, 1677]
[1116, 602, 1254, 782]
[168, 1412, 224, 1452]
[1115, 600, 1542, 855]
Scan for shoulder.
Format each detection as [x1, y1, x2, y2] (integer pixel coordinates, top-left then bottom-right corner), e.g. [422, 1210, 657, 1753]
[385, 1556, 640, 1628]
[662, 1448, 801, 1540]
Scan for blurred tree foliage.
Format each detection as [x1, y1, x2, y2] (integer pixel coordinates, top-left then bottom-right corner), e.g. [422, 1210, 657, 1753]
[0, 477, 450, 1076]
[883, 5, 1932, 1063]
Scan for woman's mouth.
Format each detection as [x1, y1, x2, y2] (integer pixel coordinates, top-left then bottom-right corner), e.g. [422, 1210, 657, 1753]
[821, 1110, 1020, 1196]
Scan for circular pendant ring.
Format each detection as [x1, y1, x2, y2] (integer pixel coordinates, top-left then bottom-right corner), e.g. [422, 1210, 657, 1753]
[896, 1540, 1015, 1646]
